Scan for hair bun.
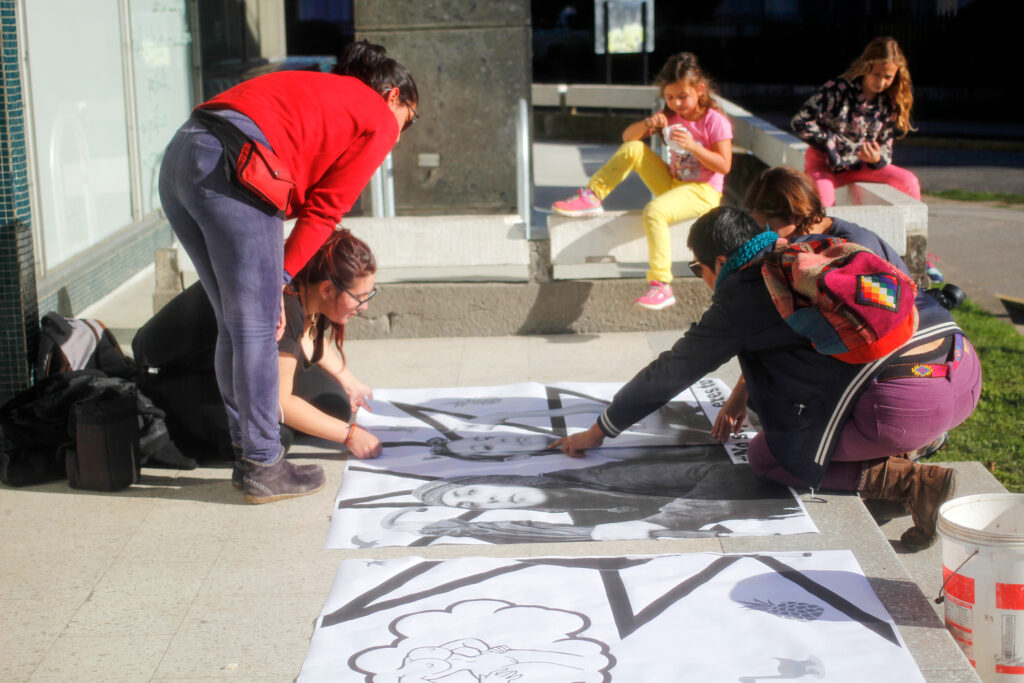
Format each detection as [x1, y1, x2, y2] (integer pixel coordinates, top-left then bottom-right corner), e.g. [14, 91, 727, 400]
[339, 39, 387, 69]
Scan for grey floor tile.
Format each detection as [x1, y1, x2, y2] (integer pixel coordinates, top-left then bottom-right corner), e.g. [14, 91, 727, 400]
[0, 535, 125, 602]
[525, 332, 655, 383]
[28, 633, 170, 682]
[0, 598, 82, 681]
[154, 591, 325, 680]
[349, 337, 467, 389]
[63, 559, 207, 637]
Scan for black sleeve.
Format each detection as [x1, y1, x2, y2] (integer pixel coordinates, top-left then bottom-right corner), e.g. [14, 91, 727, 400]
[598, 280, 747, 437]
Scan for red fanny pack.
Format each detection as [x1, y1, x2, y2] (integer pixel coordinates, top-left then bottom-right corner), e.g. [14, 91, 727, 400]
[234, 140, 295, 214]
[191, 108, 295, 215]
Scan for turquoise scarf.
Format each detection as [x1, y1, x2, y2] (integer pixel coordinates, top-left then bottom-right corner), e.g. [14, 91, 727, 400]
[714, 230, 778, 291]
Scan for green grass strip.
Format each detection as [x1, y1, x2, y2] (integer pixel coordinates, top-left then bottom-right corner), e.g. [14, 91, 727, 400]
[928, 189, 1024, 205]
[941, 299, 1024, 492]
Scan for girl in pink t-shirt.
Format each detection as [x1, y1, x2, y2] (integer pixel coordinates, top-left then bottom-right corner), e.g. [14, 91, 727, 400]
[552, 52, 733, 310]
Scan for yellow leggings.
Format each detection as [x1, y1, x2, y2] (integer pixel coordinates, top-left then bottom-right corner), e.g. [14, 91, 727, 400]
[586, 140, 722, 283]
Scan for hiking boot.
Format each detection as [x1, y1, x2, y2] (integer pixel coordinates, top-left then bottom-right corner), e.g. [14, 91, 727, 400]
[858, 456, 958, 551]
[634, 281, 676, 310]
[241, 448, 326, 504]
[551, 188, 603, 217]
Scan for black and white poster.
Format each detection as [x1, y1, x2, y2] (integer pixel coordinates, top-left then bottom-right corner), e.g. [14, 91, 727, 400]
[357, 380, 756, 477]
[298, 551, 925, 682]
[328, 381, 810, 549]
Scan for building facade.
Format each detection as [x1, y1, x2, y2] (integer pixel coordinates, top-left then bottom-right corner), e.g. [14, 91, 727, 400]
[0, 0, 287, 402]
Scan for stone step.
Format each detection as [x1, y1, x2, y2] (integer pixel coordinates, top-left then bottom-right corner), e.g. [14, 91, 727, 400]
[345, 276, 711, 339]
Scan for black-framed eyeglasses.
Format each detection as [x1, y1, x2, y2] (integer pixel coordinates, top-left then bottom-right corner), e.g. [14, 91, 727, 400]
[402, 102, 420, 132]
[688, 261, 703, 278]
[345, 287, 378, 306]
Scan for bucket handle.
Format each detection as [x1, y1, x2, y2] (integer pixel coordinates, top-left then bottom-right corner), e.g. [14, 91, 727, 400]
[934, 549, 979, 605]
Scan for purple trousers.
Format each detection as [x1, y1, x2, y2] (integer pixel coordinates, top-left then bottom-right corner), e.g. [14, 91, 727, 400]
[158, 113, 284, 463]
[748, 338, 982, 491]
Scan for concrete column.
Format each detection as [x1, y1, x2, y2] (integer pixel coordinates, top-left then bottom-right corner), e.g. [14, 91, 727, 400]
[353, 1, 531, 214]
[0, 0, 38, 403]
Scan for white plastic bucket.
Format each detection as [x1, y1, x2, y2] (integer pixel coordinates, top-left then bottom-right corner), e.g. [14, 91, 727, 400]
[937, 493, 1024, 681]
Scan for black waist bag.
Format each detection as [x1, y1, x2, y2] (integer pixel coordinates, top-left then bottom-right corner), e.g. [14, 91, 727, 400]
[65, 389, 140, 491]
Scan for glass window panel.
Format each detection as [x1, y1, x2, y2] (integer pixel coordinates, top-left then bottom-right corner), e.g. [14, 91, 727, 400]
[25, 0, 134, 268]
[129, 0, 194, 215]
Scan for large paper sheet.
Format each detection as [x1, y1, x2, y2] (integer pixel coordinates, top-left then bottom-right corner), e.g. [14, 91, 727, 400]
[327, 381, 811, 549]
[357, 380, 754, 475]
[299, 551, 925, 682]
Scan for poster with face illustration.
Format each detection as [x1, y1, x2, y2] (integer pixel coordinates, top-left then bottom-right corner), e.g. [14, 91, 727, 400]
[326, 451, 814, 550]
[329, 380, 791, 550]
[298, 551, 925, 682]
[357, 380, 755, 481]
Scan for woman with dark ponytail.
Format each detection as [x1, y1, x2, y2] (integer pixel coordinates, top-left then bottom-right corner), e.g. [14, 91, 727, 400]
[159, 40, 417, 503]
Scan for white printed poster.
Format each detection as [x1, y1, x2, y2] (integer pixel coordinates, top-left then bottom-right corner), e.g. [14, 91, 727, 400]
[327, 381, 811, 549]
[298, 551, 925, 682]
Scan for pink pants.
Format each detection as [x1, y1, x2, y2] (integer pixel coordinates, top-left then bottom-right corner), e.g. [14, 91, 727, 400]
[804, 147, 921, 207]
[748, 337, 982, 492]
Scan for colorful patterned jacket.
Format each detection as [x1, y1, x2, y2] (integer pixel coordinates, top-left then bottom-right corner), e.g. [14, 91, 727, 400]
[791, 77, 899, 173]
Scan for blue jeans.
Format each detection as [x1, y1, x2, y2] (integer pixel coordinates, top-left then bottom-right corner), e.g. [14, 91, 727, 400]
[158, 113, 283, 462]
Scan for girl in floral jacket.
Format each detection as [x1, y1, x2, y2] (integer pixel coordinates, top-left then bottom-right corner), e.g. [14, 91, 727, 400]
[791, 37, 920, 207]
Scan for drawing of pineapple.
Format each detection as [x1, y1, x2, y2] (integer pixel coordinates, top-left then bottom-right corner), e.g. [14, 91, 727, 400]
[739, 598, 825, 622]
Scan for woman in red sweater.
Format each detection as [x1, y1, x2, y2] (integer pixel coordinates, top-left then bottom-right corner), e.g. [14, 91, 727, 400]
[158, 41, 417, 503]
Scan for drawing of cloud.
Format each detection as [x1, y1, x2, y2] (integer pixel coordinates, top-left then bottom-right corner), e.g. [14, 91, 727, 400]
[351, 599, 613, 682]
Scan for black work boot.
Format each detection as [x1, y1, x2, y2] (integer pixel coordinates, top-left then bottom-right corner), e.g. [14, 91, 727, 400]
[241, 448, 326, 504]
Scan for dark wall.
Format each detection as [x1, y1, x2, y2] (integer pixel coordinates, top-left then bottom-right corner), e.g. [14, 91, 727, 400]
[531, 0, 1021, 124]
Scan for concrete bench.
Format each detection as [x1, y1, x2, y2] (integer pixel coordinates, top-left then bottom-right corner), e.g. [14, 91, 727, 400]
[540, 87, 926, 284]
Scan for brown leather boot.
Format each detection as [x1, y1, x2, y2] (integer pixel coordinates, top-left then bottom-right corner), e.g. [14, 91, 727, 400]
[241, 447, 326, 504]
[857, 456, 958, 551]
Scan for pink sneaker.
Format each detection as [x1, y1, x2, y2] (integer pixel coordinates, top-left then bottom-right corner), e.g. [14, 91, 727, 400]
[552, 188, 603, 217]
[634, 281, 676, 310]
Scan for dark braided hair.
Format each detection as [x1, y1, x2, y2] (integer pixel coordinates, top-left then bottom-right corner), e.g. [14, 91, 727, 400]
[289, 229, 376, 364]
[334, 39, 418, 108]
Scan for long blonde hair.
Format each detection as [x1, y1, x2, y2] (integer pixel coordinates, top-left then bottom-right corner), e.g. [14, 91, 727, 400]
[842, 36, 915, 135]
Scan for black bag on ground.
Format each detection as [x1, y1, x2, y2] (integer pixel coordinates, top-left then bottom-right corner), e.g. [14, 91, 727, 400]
[0, 370, 196, 488]
[64, 388, 140, 491]
[36, 312, 134, 379]
[0, 370, 105, 486]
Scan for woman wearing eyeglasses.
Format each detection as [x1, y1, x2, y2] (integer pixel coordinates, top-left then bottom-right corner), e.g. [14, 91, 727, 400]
[132, 230, 382, 494]
[158, 40, 417, 503]
[277, 229, 382, 466]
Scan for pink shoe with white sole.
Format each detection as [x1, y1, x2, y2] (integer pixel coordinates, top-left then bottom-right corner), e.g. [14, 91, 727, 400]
[634, 281, 676, 310]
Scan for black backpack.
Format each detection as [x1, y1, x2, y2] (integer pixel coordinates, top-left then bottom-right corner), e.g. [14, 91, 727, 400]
[36, 312, 135, 380]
